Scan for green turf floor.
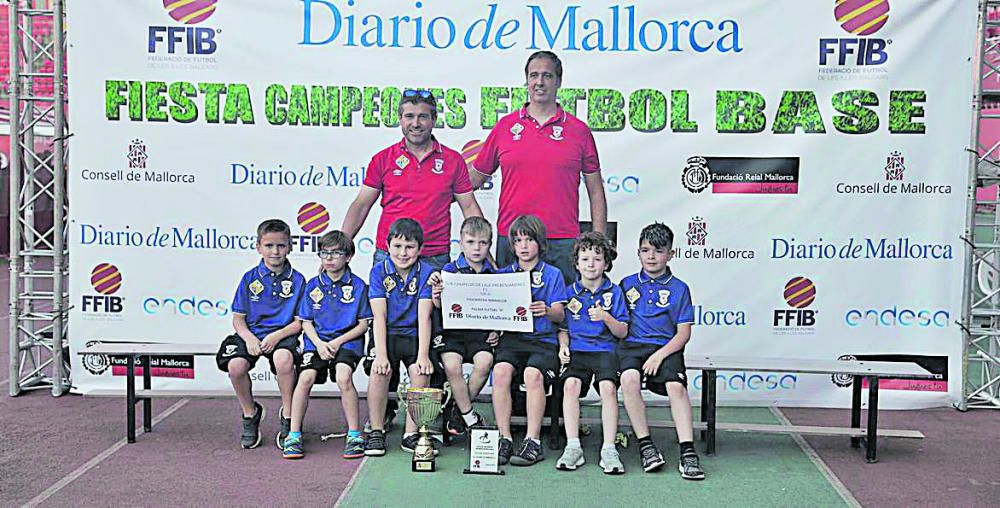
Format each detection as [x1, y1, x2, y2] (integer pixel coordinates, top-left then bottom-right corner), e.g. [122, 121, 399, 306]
[339, 405, 847, 507]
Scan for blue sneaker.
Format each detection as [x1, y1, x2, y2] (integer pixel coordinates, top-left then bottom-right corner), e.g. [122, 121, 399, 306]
[282, 435, 304, 459]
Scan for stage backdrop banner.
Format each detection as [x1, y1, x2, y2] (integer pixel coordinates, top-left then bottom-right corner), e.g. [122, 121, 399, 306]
[67, 0, 976, 408]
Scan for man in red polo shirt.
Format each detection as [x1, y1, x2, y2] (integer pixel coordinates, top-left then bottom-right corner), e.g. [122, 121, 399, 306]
[342, 90, 482, 434]
[342, 90, 483, 270]
[470, 51, 608, 284]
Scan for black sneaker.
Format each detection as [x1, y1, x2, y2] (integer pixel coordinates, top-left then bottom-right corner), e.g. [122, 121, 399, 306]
[365, 429, 387, 457]
[401, 433, 440, 456]
[679, 453, 705, 480]
[498, 437, 514, 465]
[640, 444, 666, 473]
[445, 403, 467, 436]
[275, 407, 291, 449]
[509, 438, 545, 466]
[240, 402, 264, 449]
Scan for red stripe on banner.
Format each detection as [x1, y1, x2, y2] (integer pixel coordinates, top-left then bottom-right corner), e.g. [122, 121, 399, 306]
[111, 366, 195, 379]
[862, 378, 947, 392]
[711, 182, 799, 194]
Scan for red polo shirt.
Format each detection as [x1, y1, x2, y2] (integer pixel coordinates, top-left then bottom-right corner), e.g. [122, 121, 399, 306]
[363, 138, 473, 256]
[473, 104, 601, 238]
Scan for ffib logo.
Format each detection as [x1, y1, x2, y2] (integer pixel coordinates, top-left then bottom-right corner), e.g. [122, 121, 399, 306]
[149, 0, 220, 55]
[83, 263, 124, 314]
[819, 0, 890, 66]
[773, 277, 816, 328]
[292, 202, 330, 253]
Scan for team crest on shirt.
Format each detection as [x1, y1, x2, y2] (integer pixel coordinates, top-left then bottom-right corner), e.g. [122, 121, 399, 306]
[406, 277, 419, 296]
[248, 279, 264, 302]
[550, 125, 564, 141]
[566, 298, 583, 318]
[531, 271, 543, 288]
[601, 292, 613, 310]
[396, 155, 410, 170]
[302, 352, 314, 366]
[510, 123, 524, 141]
[341, 285, 355, 303]
[656, 289, 671, 308]
[432, 159, 444, 175]
[383, 276, 397, 293]
[280, 280, 294, 298]
[309, 287, 324, 307]
[625, 287, 640, 309]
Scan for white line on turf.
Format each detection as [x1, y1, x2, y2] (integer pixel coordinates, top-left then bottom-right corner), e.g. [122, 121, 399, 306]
[769, 407, 861, 508]
[20, 398, 191, 508]
[333, 456, 370, 508]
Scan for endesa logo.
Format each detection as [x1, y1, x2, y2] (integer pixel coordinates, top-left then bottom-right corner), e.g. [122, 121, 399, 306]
[82, 264, 125, 316]
[693, 372, 797, 392]
[819, 0, 890, 66]
[845, 307, 949, 328]
[143, 296, 229, 318]
[773, 276, 817, 334]
[149, 0, 220, 55]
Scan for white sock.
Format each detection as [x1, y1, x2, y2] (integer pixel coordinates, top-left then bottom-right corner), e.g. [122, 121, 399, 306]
[462, 410, 478, 426]
[404, 432, 417, 439]
[566, 438, 582, 449]
[602, 443, 616, 452]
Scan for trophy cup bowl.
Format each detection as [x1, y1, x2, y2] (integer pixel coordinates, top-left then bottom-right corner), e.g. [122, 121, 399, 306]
[406, 387, 444, 472]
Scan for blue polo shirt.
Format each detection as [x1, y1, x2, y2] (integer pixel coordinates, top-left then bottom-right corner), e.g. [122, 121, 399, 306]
[231, 260, 306, 338]
[442, 254, 495, 340]
[499, 260, 567, 345]
[369, 258, 435, 338]
[562, 278, 629, 352]
[620, 268, 694, 346]
[296, 269, 373, 353]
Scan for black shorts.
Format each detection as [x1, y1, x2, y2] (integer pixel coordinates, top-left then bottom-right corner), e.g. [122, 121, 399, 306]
[216, 334, 299, 374]
[300, 347, 362, 385]
[363, 333, 420, 375]
[617, 341, 687, 395]
[433, 330, 493, 364]
[494, 337, 559, 390]
[562, 350, 619, 397]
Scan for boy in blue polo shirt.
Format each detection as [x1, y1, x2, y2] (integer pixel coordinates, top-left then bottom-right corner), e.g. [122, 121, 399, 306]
[556, 231, 629, 474]
[283, 231, 372, 460]
[216, 219, 305, 449]
[618, 223, 705, 480]
[429, 216, 497, 436]
[363, 218, 438, 457]
[494, 215, 567, 467]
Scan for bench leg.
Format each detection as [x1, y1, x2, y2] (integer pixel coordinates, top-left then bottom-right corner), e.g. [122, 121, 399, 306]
[705, 369, 716, 455]
[699, 374, 708, 442]
[126, 355, 136, 443]
[142, 355, 152, 433]
[850, 375, 862, 448]
[548, 380, 564, 450]
[865, 377, 879, 463]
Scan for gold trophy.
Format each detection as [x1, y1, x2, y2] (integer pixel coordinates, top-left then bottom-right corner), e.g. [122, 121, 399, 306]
[406, 387, 444, 472]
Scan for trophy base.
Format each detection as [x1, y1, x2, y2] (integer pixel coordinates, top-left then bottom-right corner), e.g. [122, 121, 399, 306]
[412, 458, 436, 472]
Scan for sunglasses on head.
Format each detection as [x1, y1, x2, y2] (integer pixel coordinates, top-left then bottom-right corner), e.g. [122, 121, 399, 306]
[403, 89, 433, 99]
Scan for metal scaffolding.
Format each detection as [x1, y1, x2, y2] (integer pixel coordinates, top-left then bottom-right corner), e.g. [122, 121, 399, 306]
[6, 0, 69, 396]
[961, 0, 1000, 409]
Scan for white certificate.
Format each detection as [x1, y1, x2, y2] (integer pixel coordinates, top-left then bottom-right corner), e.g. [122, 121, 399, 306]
[441, 271, 533, 333]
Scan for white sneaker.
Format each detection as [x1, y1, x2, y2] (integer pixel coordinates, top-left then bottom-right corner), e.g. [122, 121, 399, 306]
[600, 448, 625, 475]
[555, 446, 585, 471]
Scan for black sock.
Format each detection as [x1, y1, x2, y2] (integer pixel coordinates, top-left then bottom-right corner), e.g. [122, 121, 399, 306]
[637, 435, 654, 451]
[679, 441, 696, 457]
